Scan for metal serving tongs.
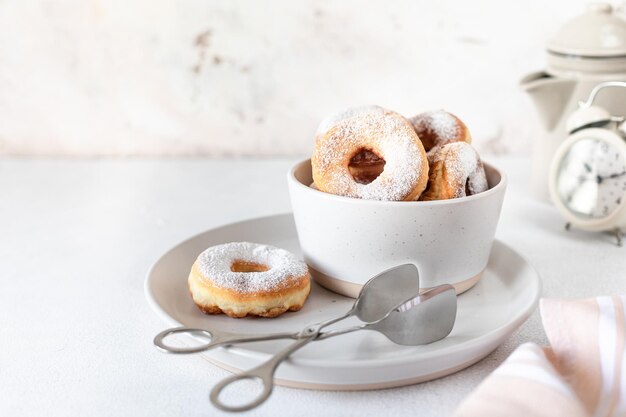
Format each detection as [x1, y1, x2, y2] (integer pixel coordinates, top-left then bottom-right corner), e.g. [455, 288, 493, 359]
[210, 282, 457, 412]
[154, 264, 422, 354]
[153, 264, 458, 412]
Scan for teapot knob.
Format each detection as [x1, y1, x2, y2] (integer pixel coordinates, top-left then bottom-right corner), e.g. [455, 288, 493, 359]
[587, 2, 613, 14]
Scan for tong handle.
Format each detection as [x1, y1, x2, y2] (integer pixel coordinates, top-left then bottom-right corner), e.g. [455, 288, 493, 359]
[153, 326, 297, 354]
[209, 326, 318, 412]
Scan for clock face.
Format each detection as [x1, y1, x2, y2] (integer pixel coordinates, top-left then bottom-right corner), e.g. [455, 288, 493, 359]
[556, 137, 626, 219]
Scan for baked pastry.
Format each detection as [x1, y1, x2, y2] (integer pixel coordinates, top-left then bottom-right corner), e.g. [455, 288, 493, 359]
[312, 106, 428, 201]
[420, 142, 488, 201]
[188, 242, 311, 318]
[316, 106, 387, 184]
[409, 110, 471, 152]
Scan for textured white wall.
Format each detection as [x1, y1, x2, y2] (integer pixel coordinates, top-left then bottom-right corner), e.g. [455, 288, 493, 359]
[0, 0, 606, 156]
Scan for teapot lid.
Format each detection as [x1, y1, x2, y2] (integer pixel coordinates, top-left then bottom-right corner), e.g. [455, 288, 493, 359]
[547, 3, 626, 58]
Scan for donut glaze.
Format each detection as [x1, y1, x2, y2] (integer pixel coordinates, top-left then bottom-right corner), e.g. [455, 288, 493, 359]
[188, 242, 311, 318]
[409, 110, 471, 152]
[420, 142, 488, 201]
[312, 107, 428, 201]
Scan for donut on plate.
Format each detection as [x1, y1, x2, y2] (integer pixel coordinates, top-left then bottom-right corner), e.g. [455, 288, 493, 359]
[188, 242, 311, 318]
[312, 107, 428, 201]
[409, 110, 471, 152]
[420, 142, 488, 201]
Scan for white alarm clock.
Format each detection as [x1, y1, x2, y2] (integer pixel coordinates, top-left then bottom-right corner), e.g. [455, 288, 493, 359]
[549, 81, 626, 246]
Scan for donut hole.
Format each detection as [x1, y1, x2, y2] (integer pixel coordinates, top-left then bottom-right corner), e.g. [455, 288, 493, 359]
[231, 260, 270, 273]
[465, 179, 471, 196]
[348, 149, 386, 184]
[417, 131, 437, 152]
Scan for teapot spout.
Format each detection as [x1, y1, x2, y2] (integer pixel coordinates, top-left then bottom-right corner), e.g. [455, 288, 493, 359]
[520, 71, 576, 132]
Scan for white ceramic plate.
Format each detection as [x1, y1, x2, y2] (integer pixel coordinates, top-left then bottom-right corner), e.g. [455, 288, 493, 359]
[145, 213, 540, 390]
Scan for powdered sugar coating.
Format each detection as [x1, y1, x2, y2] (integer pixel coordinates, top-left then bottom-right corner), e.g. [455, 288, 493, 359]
[431, 142, 488, 197]
[196, 242, 309, 293]
[411, 110, 459, 140]
[315, 105, 385, 139]
[410, 110, 466, 151]
[312, 109, 427, 201]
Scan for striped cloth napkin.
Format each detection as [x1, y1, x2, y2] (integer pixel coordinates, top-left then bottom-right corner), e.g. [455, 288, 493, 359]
[454, 296, 626, 417]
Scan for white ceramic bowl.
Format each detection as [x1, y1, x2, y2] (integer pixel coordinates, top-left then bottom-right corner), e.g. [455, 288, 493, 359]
[287, 159, 507, 298]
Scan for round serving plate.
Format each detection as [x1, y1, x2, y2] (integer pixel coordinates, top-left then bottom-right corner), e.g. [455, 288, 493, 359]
[145, 213, 540, 390]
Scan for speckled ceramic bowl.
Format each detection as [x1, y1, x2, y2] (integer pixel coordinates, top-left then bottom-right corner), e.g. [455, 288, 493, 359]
[287, 159, 507, 298]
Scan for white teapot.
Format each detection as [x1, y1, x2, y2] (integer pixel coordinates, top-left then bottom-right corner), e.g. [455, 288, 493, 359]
[521, 2, 626, 201]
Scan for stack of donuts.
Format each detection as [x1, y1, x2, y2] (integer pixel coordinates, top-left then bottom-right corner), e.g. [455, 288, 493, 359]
[311, 105, 488, 201]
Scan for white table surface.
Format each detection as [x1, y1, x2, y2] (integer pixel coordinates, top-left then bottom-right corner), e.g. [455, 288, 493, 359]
[1, 156, 624, 417]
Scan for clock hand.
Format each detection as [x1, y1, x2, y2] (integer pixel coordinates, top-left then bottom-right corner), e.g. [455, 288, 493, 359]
[608, 171, 626, 179]
[565, 176, 588, 203]
[584, 162, 592, 173]
[597, 171, 626, 183]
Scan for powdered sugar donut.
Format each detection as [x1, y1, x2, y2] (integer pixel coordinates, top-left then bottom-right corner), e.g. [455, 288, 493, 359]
[316, 105, 387, 184]
[420, 142, 488, 201]
[409, 110, 471, 152]
[312, 107, 428, 201]
[188, 242, 311, 318]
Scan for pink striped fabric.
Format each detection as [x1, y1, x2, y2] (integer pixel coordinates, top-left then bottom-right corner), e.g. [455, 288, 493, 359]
[454, 296, 626, 417]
